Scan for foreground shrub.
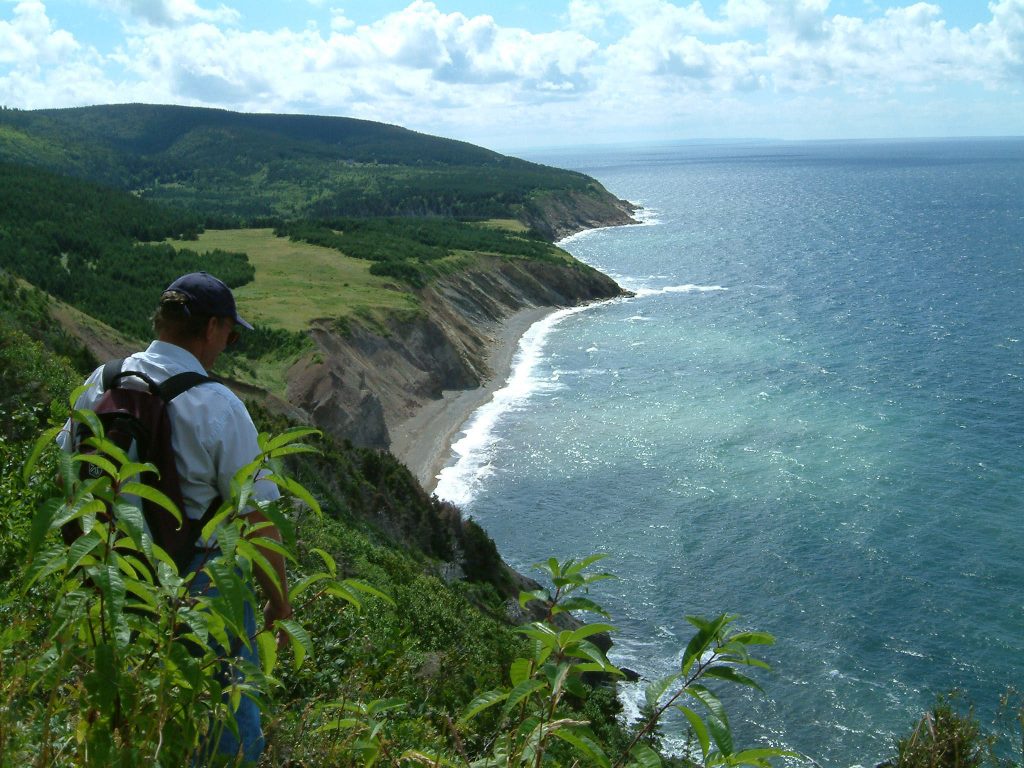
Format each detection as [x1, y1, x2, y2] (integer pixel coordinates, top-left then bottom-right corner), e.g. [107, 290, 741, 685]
[0, 410, 383, 766]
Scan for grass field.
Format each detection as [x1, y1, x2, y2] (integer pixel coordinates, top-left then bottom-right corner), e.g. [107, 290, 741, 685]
[171, 228, 419, 332]
[476, 218, 530, 233]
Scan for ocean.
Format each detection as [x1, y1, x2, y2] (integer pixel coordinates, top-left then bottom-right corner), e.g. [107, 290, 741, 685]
[434, 139, 1024, 766]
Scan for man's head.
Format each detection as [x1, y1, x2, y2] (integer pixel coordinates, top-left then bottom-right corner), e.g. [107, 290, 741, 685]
[153, 272, 252, 369]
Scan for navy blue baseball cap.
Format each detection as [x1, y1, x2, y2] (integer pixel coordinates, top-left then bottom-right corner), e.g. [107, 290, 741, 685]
[161, 272, 254, 330]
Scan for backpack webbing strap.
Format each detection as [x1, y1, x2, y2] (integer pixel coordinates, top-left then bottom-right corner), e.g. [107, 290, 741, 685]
[159, 371, 215, 402]
[100, 358, 214, 402]
[101, 358, 126, 391]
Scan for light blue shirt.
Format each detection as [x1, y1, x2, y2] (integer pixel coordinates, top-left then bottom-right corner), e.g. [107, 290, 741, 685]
[58, 341, 280, 540]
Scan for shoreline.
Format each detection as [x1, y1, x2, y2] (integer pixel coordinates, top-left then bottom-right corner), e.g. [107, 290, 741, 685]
[389, 207, 645, 495]
[389, 305, 557, 493]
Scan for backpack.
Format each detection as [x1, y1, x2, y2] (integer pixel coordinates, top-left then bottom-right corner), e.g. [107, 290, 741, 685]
[63, 358, 220, 574]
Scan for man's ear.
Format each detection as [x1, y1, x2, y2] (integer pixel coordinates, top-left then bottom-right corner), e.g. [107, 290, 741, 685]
[204, 316, 222, 342]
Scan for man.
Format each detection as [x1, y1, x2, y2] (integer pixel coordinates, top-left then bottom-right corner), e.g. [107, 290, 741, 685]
[59, 271, 291, 763]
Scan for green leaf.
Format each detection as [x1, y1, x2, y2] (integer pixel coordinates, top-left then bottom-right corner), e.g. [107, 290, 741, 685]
[310, 547, 337, 576]
[553, 727, 610, 768]
[112, 501, 147, 550]
[518, 588, 549, 608]
[70, 453, 118, 479]
[120, 482, 182, 524]
[324, 582, 363, 609]
[340, 578, 394, 605]
[264, 444, 319, 459]
[678, 705, 711, 760]
[150, 543, 179, 575]
[217, 521, 240, 560]
[245, 534, 293, 562]
[565, 639, 619, 673]
[565, 552, 609, 575]
[459, 689, 509, 723]
[564, 623, 616, 644]
[516, 623, 559, 645]
[116, 461, 154, 481]
[91, 642, 118, 711]
[240, 540, 282, 597]
[559, 596, 611, 616]
[71, 409, 104, 443]
[258, 501, 296, 549]
[729, 632, 775, 647]
[703, 666, 764, 692]
[548, 662, 572, 698]
[22, 424, 64, 484]
[288, 573, 333, 601]
[314, 718, 361, 734]
[234, 475, 255, 517]
[201, 500, 237, 543]
[263, 427, 321, 453]
[94, 564, 127, 629]
[23, 544, 69, 590]
[264, 473, 321, 516]
[231, 458, 264, 490]
[58, 498, 106, 533]
[645, 672, 680, 710]
[502, 678, 546, 714]
[82, 435, 130, 467]
[629, 743, 663, 768]
[67, 532, 103, 570]
[122, 578, 159, 609]
[687, 684, 732, 756]
[256, 630, 278, 676]
[207, 560, 249, 634]
[29, 498, 63, 559]
[682, 614, 732, 674]
[509, 658, 533, 687]
[278, 619, 313, 670]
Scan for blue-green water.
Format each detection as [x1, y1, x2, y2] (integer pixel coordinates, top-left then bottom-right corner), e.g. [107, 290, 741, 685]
[435, 139, 1024, 766]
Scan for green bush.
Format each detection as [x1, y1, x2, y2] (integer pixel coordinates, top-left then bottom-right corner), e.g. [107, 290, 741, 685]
[893, 696, 993, 768]
[0, 413, 381, 765]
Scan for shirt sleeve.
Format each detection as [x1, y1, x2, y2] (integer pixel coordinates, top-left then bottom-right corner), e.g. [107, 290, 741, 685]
[208, 388, 282, 514]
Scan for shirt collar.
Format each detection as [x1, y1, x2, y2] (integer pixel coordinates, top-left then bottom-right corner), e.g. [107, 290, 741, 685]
[145, 340, 209, 375]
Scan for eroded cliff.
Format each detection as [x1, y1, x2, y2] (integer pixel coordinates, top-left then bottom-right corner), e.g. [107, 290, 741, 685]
[285, 254, 627, 453]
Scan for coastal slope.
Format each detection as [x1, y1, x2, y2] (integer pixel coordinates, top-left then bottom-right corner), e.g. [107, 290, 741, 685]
[285, 251, 630, 486]
[0, 103, 638, 491]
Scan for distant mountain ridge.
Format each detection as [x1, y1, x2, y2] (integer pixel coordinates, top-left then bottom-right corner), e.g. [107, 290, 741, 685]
[0, 104, 634, 234]
[0, 103, 507, 169]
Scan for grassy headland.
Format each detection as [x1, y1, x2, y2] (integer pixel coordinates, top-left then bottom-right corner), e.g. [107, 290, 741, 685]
[175, 228, 419, 332]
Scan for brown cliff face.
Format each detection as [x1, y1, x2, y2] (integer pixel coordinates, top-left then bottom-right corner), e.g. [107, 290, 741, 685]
[522, 187, 638, 242]
[285, 255, 627, 450]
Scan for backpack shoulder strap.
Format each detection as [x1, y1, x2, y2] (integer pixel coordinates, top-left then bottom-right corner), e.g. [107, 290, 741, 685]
[101, 359, 125, 391]
[158, 371, 215, 402]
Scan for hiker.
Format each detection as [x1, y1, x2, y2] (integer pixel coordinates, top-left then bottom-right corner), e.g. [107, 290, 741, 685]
[57, 271, 291, 763]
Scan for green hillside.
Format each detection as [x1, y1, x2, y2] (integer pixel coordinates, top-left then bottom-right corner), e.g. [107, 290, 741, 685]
[0, 104, 607, 224]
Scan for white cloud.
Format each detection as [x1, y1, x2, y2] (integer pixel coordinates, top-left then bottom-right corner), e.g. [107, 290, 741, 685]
[1, 0, 1022, 143]
[0, 0, 79, 66]
[566, 0, 608, 33]
[104, 0, 241, 28]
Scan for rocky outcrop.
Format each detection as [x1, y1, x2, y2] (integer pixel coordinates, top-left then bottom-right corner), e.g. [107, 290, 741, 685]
[523, 187, 637, 242]
[285, 255, 626, 451]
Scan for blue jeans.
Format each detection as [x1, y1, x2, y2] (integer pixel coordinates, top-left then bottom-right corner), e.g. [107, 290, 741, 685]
[187, 550, 265, 764]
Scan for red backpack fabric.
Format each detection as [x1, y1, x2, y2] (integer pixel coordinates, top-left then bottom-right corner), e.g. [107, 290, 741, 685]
[63, 358, 218, 573]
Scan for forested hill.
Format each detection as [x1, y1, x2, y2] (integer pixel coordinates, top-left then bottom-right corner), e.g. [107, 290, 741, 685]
[0, 104, 631, 232]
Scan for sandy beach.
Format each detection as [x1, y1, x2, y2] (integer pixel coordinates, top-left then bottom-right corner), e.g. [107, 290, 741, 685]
[389, 306, 556, 493]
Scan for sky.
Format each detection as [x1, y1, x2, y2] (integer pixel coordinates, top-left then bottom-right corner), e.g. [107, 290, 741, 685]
[1, 0, 1022, 151]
